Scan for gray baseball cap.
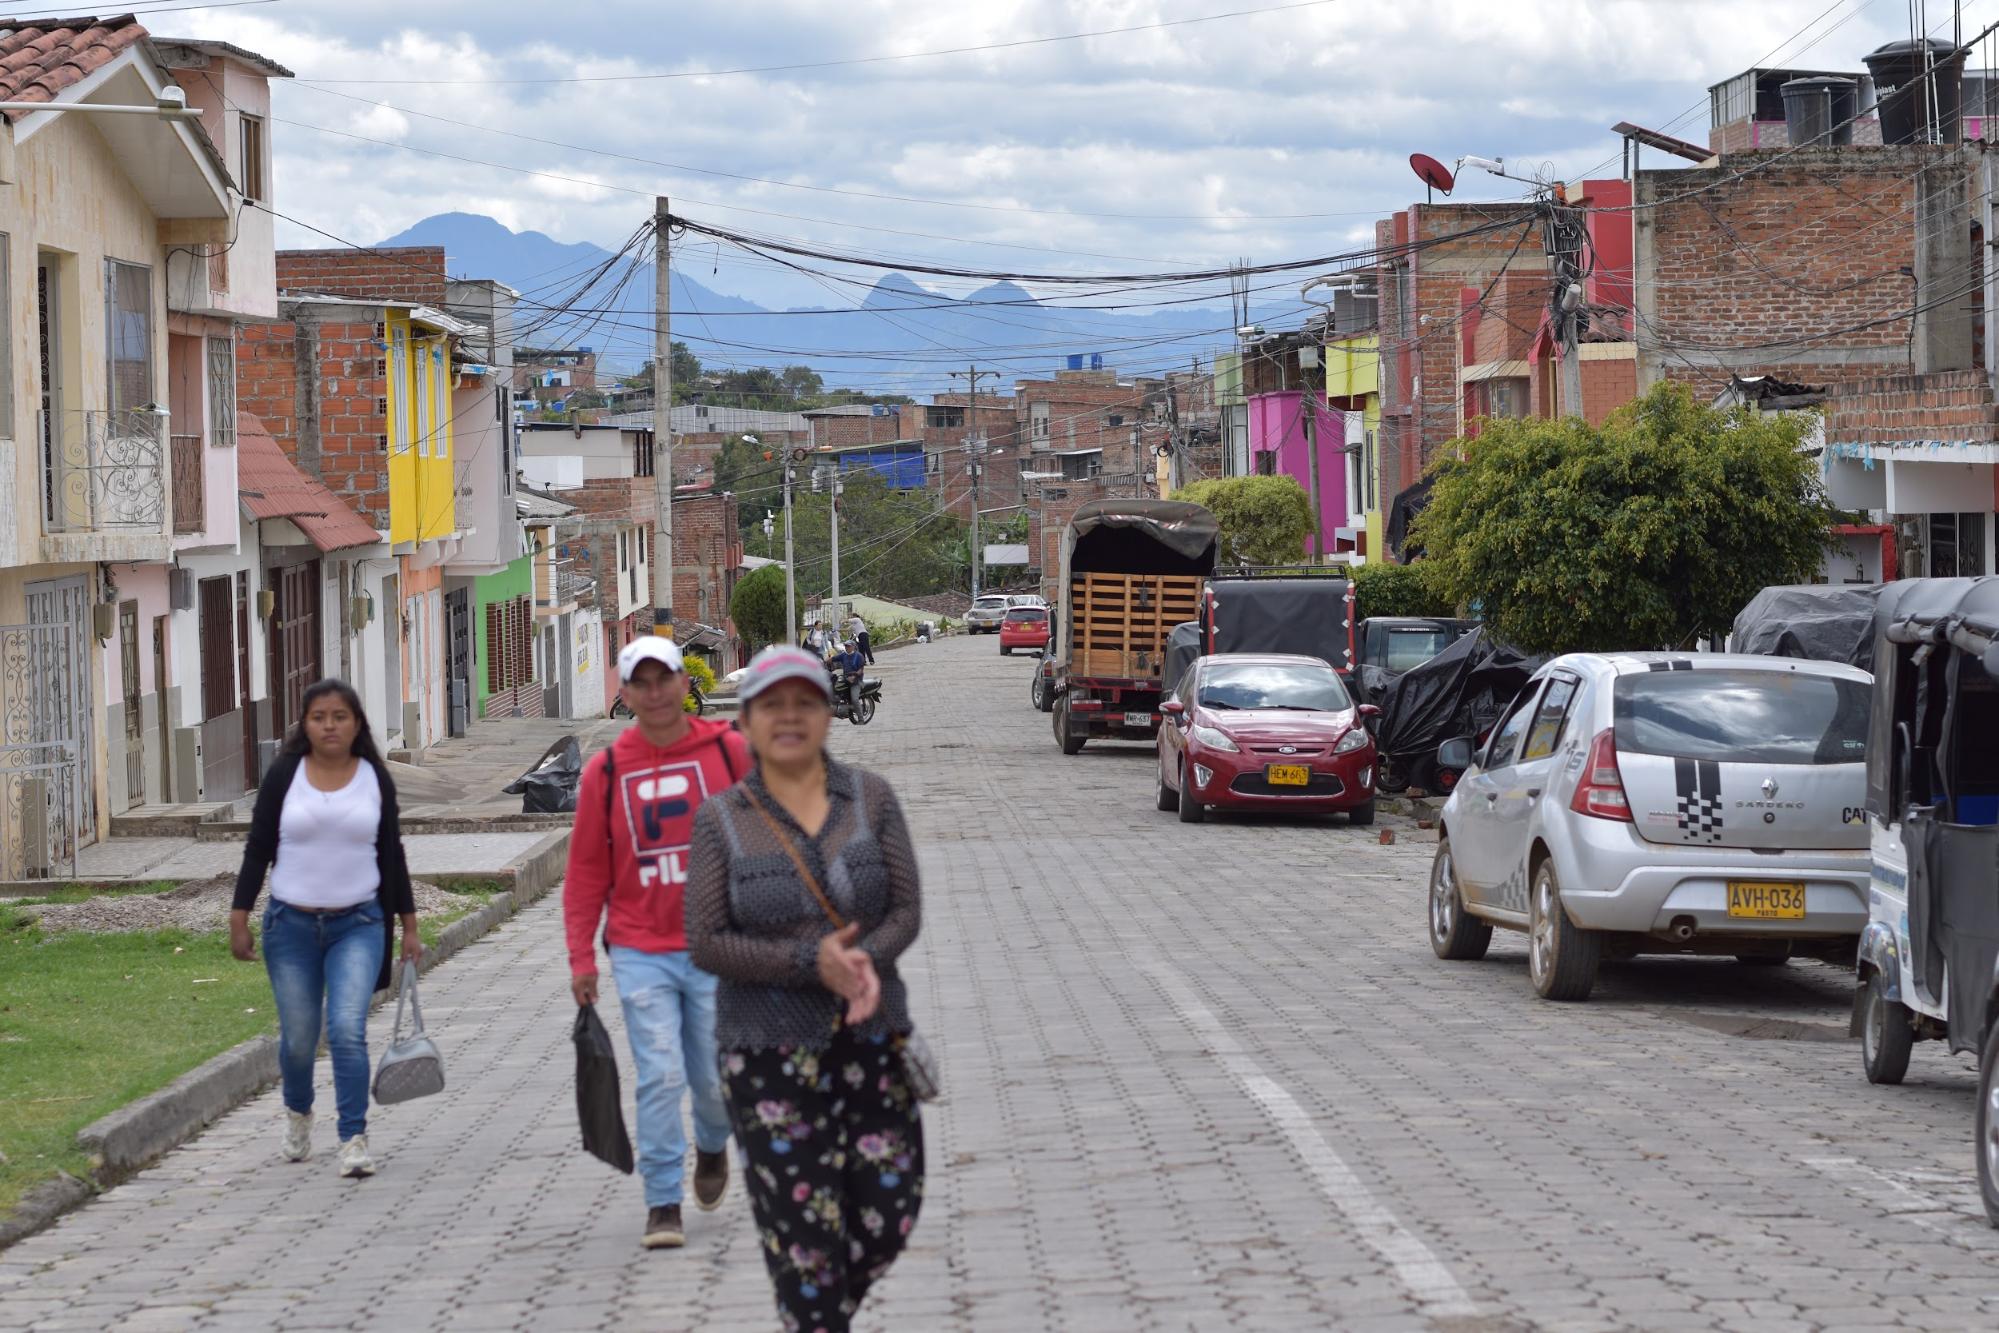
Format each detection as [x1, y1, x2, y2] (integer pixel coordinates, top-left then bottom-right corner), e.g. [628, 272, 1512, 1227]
[738, 644, 834, 705]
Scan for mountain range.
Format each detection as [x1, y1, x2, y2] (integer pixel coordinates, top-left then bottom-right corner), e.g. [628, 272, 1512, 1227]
[377, 213, 1257, 395]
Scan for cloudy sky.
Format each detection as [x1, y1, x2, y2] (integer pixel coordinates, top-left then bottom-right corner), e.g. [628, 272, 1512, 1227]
[172, 0, 1991, 310]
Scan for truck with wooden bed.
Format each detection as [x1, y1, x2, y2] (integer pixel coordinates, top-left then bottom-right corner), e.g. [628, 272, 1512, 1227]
[1051, 499, 1219, 754]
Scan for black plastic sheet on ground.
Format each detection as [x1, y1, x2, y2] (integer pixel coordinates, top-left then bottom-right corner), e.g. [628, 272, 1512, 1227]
[1731, 583, 1884, 671]
[1372, 626, 1544, 764]
[504, 735, 583, 813]
[573, 1004, 634, 1174]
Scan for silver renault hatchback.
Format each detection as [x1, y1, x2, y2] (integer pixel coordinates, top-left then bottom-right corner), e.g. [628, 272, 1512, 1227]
[1427, 652, 1872, 1001]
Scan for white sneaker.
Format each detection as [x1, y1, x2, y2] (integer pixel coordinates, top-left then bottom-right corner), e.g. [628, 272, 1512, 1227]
[338, 1134, 376, 1179]
[282, 1111, 312, 1162]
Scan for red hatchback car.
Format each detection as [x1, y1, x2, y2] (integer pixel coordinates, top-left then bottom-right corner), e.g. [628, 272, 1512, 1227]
[999, 605, 1050, 655]
[1156, 653, 1379, 825]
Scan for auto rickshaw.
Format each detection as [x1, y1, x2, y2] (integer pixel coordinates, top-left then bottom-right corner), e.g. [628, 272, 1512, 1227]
[1850, 576, 1999, 1224]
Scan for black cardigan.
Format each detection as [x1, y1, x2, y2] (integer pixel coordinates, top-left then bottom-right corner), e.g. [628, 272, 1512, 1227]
[231, 751, 417, 992]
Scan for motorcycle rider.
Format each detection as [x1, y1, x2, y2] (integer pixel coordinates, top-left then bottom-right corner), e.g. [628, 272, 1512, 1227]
[831, 639, 867, 716]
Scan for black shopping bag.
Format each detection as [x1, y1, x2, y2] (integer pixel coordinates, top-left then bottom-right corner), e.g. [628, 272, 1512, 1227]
[573, 1004, 634, 1174]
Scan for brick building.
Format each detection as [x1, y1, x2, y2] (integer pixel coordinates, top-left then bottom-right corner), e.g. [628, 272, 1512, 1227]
[669, 486, 745, 671]
[1374, 202, 1545, 526]
[239, 246, 491, 754]
[805, 404, 910, 449]
[515, 346, 598, 413]
[1633, 145, 1939, 398]
[920, 392, 1020, 519]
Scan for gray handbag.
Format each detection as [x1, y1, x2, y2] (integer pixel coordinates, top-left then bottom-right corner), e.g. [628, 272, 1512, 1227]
[372, 960, 446, 1105]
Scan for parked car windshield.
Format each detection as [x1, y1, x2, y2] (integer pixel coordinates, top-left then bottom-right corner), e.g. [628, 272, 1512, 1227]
[1382, 628, 1453, 672]
[1613, 670, 1870, 766]
[1198, 662, 1352, 712]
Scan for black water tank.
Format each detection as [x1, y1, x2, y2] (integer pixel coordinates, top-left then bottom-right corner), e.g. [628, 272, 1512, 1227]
[1865, 38, 1963, 144]
[1781, 76, 1857, 146]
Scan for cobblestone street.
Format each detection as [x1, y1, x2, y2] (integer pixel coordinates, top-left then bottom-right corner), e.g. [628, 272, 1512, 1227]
[7, 634, 1999, 1330]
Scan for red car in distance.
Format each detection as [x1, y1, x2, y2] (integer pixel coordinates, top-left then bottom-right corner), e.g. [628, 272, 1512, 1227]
[1157, 653, 1379, 825]
[999, 605, 1050, 656]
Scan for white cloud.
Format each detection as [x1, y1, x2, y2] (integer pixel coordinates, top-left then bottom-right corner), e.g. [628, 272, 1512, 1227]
[164, 0, 1986, 308]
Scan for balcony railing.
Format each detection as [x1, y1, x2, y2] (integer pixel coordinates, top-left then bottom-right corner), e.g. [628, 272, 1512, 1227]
[41, 409, 166, 534]
[534, 556, 593, 610]
[170, 434, 204, 535]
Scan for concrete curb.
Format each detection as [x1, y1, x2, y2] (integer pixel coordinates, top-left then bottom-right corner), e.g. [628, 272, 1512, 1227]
[0, 829, 571, 1252]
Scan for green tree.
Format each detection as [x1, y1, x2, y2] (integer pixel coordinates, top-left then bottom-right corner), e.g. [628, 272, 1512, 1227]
[729, 564, 791, 649]
[1412, 381, 1838, 654]
[788, 469, 966, 602]
[1170, 476, 1315, 566]
[1352, 562, 1454, 620]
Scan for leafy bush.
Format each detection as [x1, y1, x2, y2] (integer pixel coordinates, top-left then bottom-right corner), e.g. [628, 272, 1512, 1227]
[729, 565, 790, 650]
[683, 654, 718, 712]
[1413, 382, 1837, 654]
[1352, 562, 1454, 620]
[1170, 476, 1315, 566]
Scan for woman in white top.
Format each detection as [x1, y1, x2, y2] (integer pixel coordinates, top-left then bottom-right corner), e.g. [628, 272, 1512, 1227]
[230, 679, 420, 1179]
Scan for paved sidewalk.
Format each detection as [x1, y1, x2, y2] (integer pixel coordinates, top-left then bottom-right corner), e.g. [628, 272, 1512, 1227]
[70, 832, 555, 884]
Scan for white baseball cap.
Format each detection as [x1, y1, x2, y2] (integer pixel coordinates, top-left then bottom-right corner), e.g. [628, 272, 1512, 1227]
[617, 635, 685, 681]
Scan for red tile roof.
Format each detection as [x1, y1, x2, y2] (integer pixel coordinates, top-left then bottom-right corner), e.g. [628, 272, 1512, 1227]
[238, 411, 381, 552]
[0, 15, 148, 114]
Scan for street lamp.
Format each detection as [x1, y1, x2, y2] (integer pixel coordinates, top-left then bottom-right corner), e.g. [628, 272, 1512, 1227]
[763, 509, 774, 557]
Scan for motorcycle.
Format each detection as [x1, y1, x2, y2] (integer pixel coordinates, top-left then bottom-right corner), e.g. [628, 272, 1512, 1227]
[832, 672, 883, 725]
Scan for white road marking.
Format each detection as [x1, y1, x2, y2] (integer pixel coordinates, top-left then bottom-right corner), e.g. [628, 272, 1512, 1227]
[1141, 959, 1479, 1319]
[1801, 1155, 1989, 1242]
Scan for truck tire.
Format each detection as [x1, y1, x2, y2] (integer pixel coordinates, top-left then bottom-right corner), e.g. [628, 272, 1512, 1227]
[1056, 700, 1085, 755]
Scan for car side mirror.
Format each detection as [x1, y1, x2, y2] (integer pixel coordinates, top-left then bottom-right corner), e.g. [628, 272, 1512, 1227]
[1357, 704, 1381, 720]
[1160, 699, 1185, 717]
[1437, 737, 1475, 771]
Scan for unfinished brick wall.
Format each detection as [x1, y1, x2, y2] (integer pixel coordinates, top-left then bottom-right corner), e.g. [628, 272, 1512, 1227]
[670, 491, 742, 650]
[278, 247, 447, 306]
[1635, 147, 1938, 395]
[808, 410, 907, 449]
[1825, 368, 1999, 444]
[1013, 373, 1161, 454]
[237, 311, 394, 530]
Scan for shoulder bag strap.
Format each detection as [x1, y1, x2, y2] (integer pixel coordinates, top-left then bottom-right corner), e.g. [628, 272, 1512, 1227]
[745, 790, 846, 930]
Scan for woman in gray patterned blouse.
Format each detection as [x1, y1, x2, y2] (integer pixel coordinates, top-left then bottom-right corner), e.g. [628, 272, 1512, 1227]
[686, 644, 924, 1332]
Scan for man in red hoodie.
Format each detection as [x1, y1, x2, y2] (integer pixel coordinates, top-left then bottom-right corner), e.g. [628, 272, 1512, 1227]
[567, 636, 750, 1251]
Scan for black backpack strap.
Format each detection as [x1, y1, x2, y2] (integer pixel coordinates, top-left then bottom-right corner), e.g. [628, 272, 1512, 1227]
[599, 745, 617, 840]
[715, 731, 740, 782]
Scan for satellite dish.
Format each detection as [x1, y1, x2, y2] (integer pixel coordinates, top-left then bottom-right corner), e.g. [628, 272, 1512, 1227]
[1410, 153, 1456, 200]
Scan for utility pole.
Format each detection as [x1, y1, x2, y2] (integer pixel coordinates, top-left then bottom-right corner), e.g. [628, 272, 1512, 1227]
[1540, 196, 1587, 418]
[651, 195, 675, 635]
[783, 455, 797, 642]
[1300, 382, 1325, 563]
[828, 468, 842, 633]
[950, 364, 995, 597]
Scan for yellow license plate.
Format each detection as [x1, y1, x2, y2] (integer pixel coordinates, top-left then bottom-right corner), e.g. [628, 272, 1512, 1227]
[1266, 764, 1310, 786]
[1726, 881, 1806, 920]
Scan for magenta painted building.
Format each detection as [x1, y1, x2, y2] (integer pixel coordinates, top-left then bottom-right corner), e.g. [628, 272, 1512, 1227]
[1248, 390, 1350, 559]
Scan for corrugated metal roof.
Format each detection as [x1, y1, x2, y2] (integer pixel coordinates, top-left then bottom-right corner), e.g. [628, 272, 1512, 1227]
[237, 411, 381, 552]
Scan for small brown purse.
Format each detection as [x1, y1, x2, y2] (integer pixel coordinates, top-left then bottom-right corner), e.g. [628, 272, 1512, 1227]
[746, 792, 941, 1103]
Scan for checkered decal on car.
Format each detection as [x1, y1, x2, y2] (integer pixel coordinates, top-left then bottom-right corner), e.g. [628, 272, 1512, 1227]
[1673, 756, 1724, 843]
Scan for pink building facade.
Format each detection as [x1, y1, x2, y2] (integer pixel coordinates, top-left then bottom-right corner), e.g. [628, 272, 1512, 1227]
[1248, 390, 1350, 560]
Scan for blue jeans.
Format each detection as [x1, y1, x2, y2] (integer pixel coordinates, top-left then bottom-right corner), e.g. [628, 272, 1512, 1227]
[263, 899, 387, 1141]
[608, 946, 731, 1207]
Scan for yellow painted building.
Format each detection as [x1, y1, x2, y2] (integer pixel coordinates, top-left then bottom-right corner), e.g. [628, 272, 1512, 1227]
[385, 311, 458, 546]
[1325, 333, 1384, 559]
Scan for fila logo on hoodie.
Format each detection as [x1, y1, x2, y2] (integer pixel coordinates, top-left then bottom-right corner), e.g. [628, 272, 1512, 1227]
[618, 762, 712, 890]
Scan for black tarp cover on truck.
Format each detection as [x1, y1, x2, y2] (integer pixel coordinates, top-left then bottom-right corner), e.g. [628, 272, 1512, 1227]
[1201, 577, 1352, 671]
[1371, 626, 1544, 763]
[1731, 583, 1884, 670]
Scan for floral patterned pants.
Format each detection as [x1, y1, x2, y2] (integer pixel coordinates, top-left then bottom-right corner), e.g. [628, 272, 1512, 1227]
[722, 1028, 926, 1333]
